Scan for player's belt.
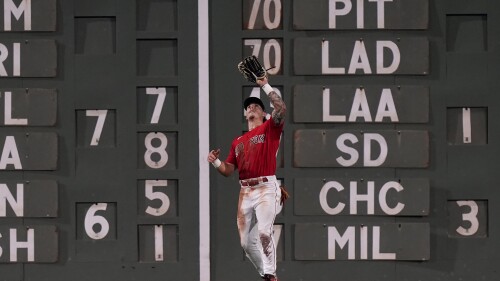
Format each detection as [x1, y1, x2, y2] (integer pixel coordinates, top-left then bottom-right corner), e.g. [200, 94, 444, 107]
[239, 176, 275, 187]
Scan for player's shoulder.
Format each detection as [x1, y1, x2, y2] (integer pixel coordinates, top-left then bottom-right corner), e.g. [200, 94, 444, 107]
[233, 133, 247, 143]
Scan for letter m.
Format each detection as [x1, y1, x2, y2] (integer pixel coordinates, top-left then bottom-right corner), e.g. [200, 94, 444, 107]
[4, 0, 31, 31]
[328, 226, 355, 259]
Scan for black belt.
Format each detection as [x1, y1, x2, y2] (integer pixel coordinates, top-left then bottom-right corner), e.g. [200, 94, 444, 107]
[240, 177, 269, 187]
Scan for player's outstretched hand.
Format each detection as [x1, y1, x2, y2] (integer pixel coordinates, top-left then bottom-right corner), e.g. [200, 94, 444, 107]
[207, 149, 220, 163]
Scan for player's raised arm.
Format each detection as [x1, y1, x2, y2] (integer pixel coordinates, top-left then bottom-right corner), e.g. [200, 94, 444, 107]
[207, 149, 235, 177]
[257, 77, 286, 126]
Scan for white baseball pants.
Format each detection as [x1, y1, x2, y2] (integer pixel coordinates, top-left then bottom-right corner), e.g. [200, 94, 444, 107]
[237, 176, 282, 277]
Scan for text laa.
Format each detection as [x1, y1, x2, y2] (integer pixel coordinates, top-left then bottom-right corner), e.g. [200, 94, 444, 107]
[323, 88, 398, 122]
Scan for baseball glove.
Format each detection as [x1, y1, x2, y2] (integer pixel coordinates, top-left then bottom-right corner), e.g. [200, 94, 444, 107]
[237, 55, 267, 83]
[280, 186, 289, 206]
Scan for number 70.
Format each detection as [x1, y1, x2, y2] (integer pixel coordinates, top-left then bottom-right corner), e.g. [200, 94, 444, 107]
[244, 39, 282, 75]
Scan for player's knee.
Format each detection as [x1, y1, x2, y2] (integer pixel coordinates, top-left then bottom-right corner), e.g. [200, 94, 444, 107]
[258, 227, 273, 238]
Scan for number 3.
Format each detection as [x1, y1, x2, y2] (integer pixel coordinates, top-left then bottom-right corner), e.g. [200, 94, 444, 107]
[456, 200, 479, 236]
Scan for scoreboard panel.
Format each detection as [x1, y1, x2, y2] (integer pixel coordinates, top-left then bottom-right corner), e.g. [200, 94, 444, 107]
[0, 0, 498, 281]
[212, 0, 499, 280]
[0, 0, 199, 280]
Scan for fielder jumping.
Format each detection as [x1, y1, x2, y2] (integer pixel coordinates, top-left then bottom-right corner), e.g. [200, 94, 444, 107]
[207, 56, 288, 281]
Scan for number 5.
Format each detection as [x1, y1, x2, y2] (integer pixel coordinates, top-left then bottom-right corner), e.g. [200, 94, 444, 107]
[145, 180, 170, 216]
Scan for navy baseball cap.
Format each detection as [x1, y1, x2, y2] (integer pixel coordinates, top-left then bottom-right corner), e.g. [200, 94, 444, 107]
[243, 97, 265, 111]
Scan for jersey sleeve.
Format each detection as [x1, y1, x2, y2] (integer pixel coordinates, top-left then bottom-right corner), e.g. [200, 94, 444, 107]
[267, 118, 284, 138]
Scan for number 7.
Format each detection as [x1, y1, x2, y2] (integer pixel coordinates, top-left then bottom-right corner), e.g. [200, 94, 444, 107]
[146, 87, 166, 124]
[86, 110, 108, 146]
[248, 0, 262, 29]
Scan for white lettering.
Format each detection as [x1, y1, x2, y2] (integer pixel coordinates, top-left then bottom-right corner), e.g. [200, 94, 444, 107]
[456, 201, 479, 236]
[145, 180, 170, 216]
[322, 88, 346, 122]
[0, 183, 23, 216]
[360, 225, 368, 259]
[377, 40, 400, 74]
[0, 136, 22, 169]
[335, 133, 388, 167]
[369, 0, 392, 28]
[10, 228, 35, 262]
[363, 133, 387, 166]
[4, 91, 28, 125]
[375, 88, 398, 122]
[357, 0, 364, 28]
[328, 226, 355, 259]
[348, 40, 371, 74]
[372, 226, 396, 259]
[321, 40, 345, 74]
[0, 44, 8, 76]
[0, 43, 21, 76]
[319, 180, 408, 215]
[319, 181, 345, 215]
[328, 0, 393, 29]
[154, 225, 164, 261]
[4, 0, 31, 31]
[328, 0, 352, 29]
[336, 133, 359, 166]
[323, 40, 400, 75]
[349, 88, 372, 122]
[146, 88, 166, 124]
[323, 87, 399, 123]
[379, 181, 404, 215]
[350, 181, 374, 214]
[13, 42, 19, 76]
[328, 225, 396, 260]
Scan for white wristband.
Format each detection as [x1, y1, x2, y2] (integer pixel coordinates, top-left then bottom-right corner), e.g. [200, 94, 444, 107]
[261, 84, 273, 95]
[212, 158, 222, 169]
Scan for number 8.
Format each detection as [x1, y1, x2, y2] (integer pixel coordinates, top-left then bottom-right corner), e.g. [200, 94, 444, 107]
[144, 132, 169, 169]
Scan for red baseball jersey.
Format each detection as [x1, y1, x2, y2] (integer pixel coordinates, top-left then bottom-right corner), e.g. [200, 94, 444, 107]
[225, 119, 283, 180]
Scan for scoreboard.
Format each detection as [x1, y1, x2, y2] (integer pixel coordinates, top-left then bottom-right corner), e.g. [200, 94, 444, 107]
[0, 0, 199, 280]
[213, 0, 498, 280]
[0, 0, 499, 281]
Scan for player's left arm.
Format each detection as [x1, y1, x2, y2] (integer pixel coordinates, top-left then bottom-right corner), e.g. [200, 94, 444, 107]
[257, 77, 286, 125]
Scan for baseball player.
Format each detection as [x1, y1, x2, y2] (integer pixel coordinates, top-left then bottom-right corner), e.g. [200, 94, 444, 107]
[207, 56, 288, 281]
